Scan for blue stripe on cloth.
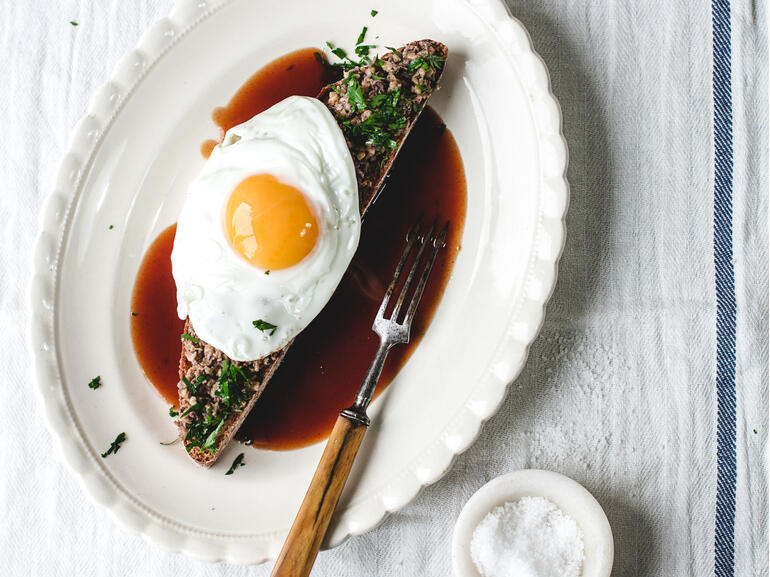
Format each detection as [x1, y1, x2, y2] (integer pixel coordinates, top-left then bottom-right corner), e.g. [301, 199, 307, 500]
[712, 0, 737, 576]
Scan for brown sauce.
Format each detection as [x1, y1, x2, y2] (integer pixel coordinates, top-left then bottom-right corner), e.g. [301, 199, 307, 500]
[131, 47, 467, 450]
[130, 224, 184, 404]
[200, 47, 340, 158]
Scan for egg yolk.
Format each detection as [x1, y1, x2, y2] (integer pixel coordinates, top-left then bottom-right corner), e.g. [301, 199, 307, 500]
[225, 174, 319, 270]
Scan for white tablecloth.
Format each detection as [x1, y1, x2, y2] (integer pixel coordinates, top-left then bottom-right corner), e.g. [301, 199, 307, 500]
[1, 1, 766, 575]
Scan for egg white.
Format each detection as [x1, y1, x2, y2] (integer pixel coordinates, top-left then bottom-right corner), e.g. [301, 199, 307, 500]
[171, 96, 359, 361]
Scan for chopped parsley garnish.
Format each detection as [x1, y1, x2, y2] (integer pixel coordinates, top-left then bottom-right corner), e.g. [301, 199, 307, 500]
[181, 333, 200, 343]
[168, 406, 179, 417]
[343, 88, 405, 150]
[325, 41, 360, 71]
[179, 402, 202, 418]
[160, 438, 179, 446]
[70, 21, 78, 26]
[753, 429, 758, 434]
[264, 270, 270, 275]
[181, 362, 252, 454]
[385, 46, 402, 58]
[356, 26, 368, 46]
[368, 93, 388, 108]
[101, 432, 126, 458]
[345, 73, 366, 112]
[203, 418, 225, 448]
[179, 403, 203, 419]
[323, 24, 414, 165]
[131, 312, 138, 317]
[226, 453, 245, 475]
[326, 41, 347, 61]
[88, 376, 102, 390]
[186, 415, 223, 453]
[181, 375, 194, 395]
[370, 9, 378, 16]
[108, 225, 114, 230]
[215, 358, 250, 408]
[253, 319, 278, 336]
[182, 374, 212, 397]
[406, 53, 445, 73]
[326, 24, 375, 71]
[355, 44, 376, 59]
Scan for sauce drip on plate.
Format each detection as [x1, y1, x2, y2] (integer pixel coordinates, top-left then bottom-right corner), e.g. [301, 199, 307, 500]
[130, 224, 184, 402]
[131, 47, 467, 450]
[201, 47, 340, 158]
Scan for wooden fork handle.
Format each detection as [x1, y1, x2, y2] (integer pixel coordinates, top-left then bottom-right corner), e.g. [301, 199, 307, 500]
[270, 414, 368, 577]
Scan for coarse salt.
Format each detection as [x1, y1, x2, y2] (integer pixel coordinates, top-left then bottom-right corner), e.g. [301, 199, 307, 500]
[470, 496, 584, 577]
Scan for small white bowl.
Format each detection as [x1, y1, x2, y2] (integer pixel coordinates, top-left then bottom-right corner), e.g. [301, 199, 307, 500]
[452, 469, 614, 577]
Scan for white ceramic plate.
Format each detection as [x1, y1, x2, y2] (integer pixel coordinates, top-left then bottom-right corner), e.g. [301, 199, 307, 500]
[28, 0, 567, 564]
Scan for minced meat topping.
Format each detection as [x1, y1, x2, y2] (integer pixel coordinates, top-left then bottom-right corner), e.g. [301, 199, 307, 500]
[176, 325, 282, 454]
[319, 39, 446, 211]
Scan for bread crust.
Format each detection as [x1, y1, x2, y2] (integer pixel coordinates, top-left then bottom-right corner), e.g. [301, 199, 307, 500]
[176, 40, 447, 466]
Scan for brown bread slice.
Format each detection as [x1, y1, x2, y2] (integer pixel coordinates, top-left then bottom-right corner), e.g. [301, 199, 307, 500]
[176, 39, 448, 466]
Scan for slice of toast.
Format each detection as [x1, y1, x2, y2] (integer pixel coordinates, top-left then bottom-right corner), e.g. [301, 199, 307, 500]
[176, 39, 448, 466]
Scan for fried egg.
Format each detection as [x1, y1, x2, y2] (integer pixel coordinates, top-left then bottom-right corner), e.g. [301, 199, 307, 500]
[171, 96, 359, 361]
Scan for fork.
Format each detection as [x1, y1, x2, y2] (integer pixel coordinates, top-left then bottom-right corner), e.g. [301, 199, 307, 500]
[270, 218, 449, 577]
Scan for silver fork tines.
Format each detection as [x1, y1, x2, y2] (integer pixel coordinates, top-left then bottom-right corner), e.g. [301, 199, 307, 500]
[344, 218, 449, 425]
[389, 219, 434, 324]
[404, 221, 449, 327]
[375, 218, 422, 324]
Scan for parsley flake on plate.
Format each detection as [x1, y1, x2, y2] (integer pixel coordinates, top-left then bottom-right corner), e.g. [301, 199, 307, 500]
[101, 432, 126, 458]
[356, 26, 368, 45]
[225, 453, 246, 475]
